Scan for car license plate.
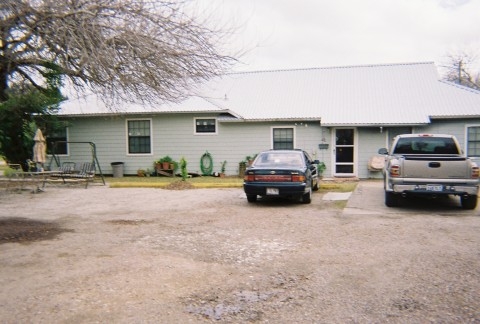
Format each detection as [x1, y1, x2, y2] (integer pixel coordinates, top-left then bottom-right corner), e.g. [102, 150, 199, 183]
[426, 184, 443, 192]
[266, 188, 279, 195]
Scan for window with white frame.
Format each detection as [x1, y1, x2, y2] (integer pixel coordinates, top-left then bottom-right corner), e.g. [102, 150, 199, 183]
[272, 127, 294, 149]
[195, 118, 217, 134]
[467, 126, 480, 157]
[127, 119, 151, 154]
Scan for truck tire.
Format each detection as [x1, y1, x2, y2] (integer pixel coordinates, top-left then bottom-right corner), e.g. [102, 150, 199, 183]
[385, 191, 400, 207]
[461, 195, 478, 210]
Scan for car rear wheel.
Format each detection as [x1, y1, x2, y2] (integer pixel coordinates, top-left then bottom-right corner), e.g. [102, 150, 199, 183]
[461, 194, 478, 210]
[246, 194, 257, 203]
[302, 189, 312, 204]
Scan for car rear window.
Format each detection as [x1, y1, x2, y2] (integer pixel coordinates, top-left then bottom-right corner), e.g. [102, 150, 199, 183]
[253, 152, 304, 168]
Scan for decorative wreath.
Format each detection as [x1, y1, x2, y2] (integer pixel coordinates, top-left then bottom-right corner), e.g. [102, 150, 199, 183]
[200, 151, 213, 175]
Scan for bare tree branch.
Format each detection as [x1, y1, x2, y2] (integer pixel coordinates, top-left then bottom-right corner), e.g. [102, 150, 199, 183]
[442, 51, 480, 90]
[0, 0, 236, 104]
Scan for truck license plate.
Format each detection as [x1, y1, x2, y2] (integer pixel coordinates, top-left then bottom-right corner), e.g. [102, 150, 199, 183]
[426, 185, 443, 192]
[266, 188, 279, 195]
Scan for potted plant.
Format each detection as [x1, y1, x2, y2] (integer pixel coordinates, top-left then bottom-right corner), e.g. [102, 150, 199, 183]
[245, 154, 257, 166]
[169, 161, 178, 171]
[317, 161, 326, 178]
[137, 168, 146, 177]
[220, 160, 227, 178]
[238, 160, 247, 177]
[156, 156, 173, 170]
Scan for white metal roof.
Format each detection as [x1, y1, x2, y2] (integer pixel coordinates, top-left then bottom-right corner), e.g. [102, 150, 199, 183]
[58, 93, 227, 116]
[58, 62, 480, 125]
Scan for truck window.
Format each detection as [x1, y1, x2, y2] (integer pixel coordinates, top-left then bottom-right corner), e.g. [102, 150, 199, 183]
[394, 137, 459, 154]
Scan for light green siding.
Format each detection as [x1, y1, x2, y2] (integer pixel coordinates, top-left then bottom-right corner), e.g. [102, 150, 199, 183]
[57, 114, 323, 176]
[55, 115, 480, 179]
[357, 128, 387, 179]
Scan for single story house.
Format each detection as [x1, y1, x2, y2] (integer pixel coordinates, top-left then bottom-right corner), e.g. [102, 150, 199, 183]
[54, 61, 480, 178]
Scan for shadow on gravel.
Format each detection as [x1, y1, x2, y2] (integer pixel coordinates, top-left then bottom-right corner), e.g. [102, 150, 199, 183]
[391, 195, 475, 211]
[0, 217, 73, 244]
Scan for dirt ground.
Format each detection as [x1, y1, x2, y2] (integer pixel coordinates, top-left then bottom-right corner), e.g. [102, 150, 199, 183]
[0, 181, 479, 323]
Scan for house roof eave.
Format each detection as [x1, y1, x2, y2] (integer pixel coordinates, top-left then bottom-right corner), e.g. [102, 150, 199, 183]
[57, 109, 236, 118]
[320, 122, 431, 127]
[219, 118, 322, 123]
[429, 114, 480, 120]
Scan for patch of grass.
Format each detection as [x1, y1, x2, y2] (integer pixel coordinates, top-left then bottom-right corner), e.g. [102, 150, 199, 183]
[319, 182, 358, 193]
[0, 158, 8, 173]
[107, 175, 243, 189]
[333, 200, 349, 209]
[107, 175, 358, 192]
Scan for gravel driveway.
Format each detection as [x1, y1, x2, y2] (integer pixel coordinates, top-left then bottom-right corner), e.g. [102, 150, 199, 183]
[0, 181, 479, 323]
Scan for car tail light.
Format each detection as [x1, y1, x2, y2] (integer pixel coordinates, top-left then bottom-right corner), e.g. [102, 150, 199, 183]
[244, 174, 255, 182]
[472, 166, 479, 179]
[291, 175, 306, 182]
[390, 165, 400, 177]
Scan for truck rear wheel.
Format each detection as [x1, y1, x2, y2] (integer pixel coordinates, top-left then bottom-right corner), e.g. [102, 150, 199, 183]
[385, 191, 400, 207]
[461, 195, 478, 210]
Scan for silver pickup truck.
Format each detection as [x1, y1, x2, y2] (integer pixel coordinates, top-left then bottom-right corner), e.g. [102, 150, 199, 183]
[378, 134, 479, 209]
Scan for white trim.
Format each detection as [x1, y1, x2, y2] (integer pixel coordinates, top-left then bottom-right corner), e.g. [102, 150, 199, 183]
[65, 127, 70, 156]
[271, 126, 296, 149]
[465, 124, 480, 157]
[125, 118, 153, 156]
[194, 117, 218, 135]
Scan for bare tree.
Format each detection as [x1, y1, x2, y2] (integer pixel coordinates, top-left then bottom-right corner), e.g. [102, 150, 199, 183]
[443, 52, 480, 90]
[0, 0, 235, 104]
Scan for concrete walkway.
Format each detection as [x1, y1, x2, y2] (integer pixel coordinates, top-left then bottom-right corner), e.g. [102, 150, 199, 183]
[344, 179, 479, 214]
[344, 180, 385, 214]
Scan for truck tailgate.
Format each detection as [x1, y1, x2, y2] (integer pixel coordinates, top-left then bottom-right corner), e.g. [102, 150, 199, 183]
[402, 155, 469, 179]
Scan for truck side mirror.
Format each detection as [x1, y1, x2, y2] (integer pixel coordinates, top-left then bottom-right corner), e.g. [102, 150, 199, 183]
[378, 148, 388, 155]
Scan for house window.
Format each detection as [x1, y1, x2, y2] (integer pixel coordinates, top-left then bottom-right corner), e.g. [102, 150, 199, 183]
[47, 126, 68, 155]
[273, 127, 294, 149]
[467, 126, 480, 157]
[128, 120, 151, 154]
[195, 118, 217, 134]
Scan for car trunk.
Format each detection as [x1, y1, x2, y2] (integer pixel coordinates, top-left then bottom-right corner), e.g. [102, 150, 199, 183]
[246, 169, 304, 182]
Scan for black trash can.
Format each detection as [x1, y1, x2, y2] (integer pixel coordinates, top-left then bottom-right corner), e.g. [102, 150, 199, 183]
[111, 162, 124, 178]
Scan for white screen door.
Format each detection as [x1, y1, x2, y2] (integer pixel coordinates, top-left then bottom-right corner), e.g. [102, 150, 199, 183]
[334, 128, 356, 176]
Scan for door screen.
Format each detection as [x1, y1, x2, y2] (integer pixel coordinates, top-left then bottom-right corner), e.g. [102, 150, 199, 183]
[334, 128, 355, 175]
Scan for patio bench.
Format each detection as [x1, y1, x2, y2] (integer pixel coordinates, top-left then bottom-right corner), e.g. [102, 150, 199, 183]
[50, 162, 96, 188]
[49, 162, 76, 180]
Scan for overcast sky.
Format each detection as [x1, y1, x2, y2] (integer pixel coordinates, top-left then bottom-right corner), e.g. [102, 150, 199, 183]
[194, 0, 480, 73]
